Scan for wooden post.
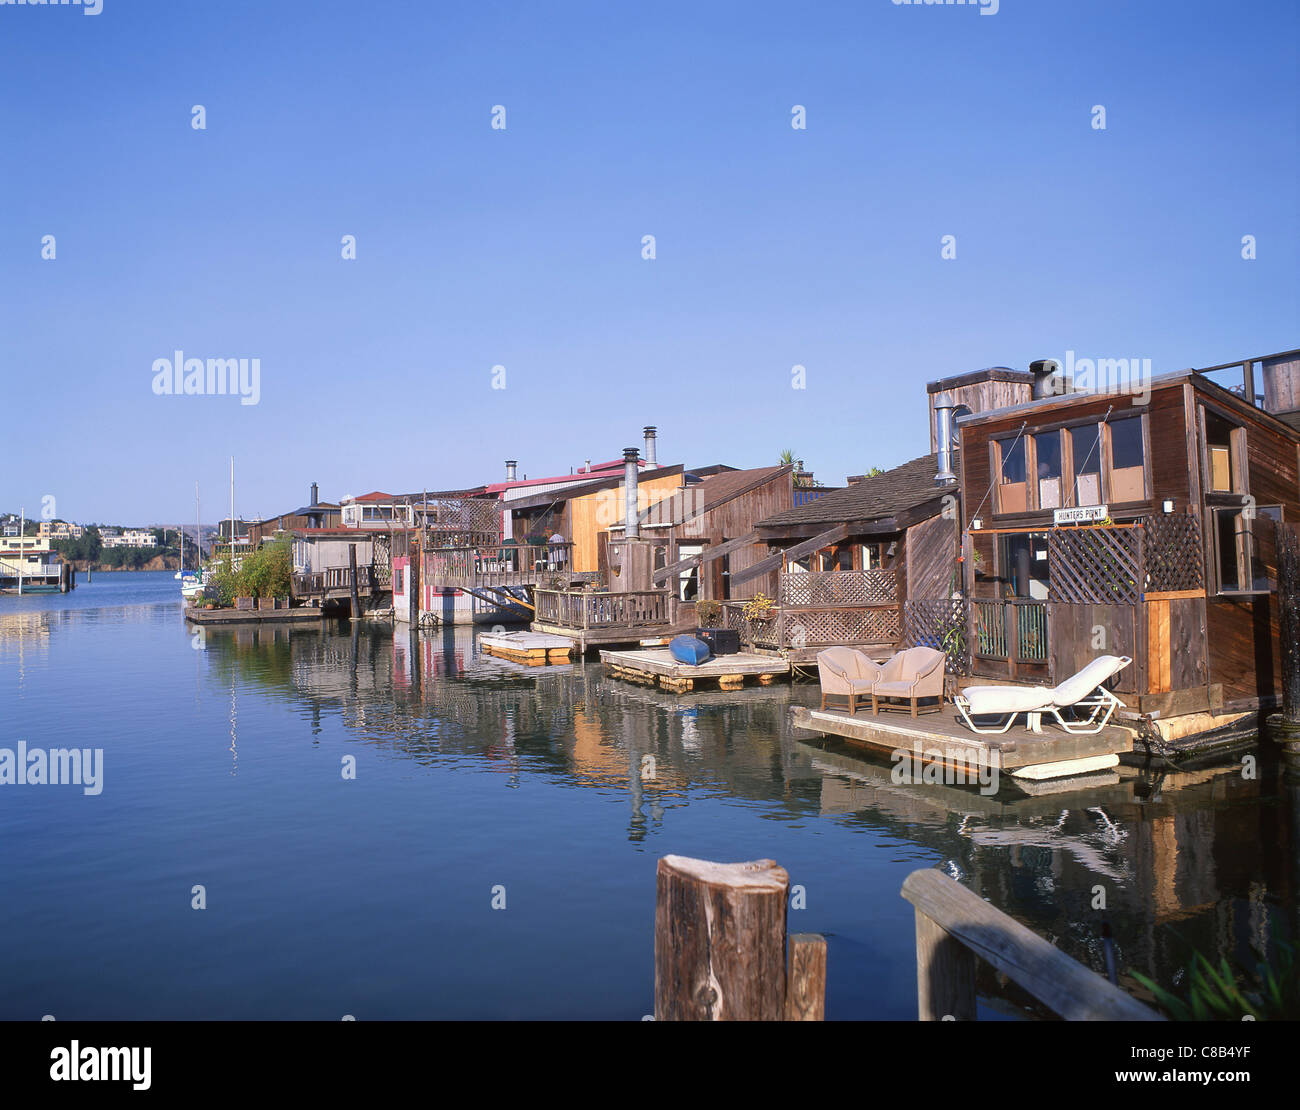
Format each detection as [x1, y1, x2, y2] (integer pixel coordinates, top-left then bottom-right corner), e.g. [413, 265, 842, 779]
[348, 543, 360, 620]
[1271, 522, 1300, 775]
[901, 868, 1161, 1020]
[785, 934, 827, 1020]
[1277, 522, 1300, 725]
[408, 544, 420, 627]
[654, 856, 790, 1021]
[913, 909, 977, 1020]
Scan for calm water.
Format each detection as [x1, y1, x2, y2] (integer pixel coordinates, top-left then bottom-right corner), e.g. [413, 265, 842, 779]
[1, 571, 1295, 1019]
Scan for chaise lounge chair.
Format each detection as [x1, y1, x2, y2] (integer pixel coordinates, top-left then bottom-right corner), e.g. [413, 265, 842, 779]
[953, 655, 1132, 736]
[816, 647, 884, 716]
[870, 646, 947, 718]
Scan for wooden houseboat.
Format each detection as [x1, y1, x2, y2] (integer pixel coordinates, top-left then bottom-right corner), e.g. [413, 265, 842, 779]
[957, 350, 1300, 732]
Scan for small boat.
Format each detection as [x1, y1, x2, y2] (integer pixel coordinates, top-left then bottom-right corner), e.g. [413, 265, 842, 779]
[669, 635, 711, 666]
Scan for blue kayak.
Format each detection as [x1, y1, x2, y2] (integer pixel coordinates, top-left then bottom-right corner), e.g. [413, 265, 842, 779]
[669, 635, 711, 666]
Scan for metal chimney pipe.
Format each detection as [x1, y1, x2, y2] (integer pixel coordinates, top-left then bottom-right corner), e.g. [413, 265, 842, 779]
[934, 391, 957, 484]
[505, 460, 517, 481]
[643, 426, 657, 467]
[1030, 360, 1063, 400]
[310, 482, 318, 506]
[623, 448, 640, 539]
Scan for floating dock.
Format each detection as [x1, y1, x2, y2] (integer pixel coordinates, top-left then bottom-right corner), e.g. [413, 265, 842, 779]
[601, 648, 789, 692]
[183, 606, 326, 626]
[480, 631, 575, 665]
[790, 704, 1134, 780]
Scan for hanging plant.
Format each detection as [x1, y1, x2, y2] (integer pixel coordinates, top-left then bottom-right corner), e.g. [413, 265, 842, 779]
[742, 593, 776, 621]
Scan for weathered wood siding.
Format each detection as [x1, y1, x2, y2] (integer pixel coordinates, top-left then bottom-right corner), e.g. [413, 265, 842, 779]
[1207, 596, 1282, 703]
[1049, 603, 1139, 694]
[905, 513, 958, 600]
[1144, 596, 1208, 695]
[693, 472, 793, 601]
[569, 472, 681, 572]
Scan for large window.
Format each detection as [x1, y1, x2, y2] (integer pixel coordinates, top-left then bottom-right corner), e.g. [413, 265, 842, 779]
[1213, 505, 1282, 594]
[996, 437, 1028, 513]
[993, 414, 1149, 515]
[999, 532, 1051, 599]
[1070, 424, 1103, 506]
[1034, 431, 1063, 510]
[1107, 416, 1147, 503]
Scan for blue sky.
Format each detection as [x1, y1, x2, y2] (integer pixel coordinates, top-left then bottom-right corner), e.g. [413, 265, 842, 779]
[2, 0, 1296, 525]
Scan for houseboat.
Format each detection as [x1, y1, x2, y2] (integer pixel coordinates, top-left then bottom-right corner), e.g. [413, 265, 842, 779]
[0, 534, 73, 594]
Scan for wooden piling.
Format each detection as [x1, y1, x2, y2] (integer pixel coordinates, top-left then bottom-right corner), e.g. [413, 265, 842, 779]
[348, 543, 360, 619]
[1277, 521, 1300, 725]
[785, 934, 828, 1021]
[654, 855, 790, 1021]
[1271, 521, 1300, 776]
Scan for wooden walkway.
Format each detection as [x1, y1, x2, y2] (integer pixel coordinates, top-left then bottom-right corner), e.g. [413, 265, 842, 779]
[601, 648, 789, 692]
[790, 704, 1133, 779]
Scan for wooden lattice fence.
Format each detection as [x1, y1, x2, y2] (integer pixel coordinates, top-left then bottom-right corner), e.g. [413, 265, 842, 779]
[780, 569, 897, 607]
[1140, 513, 1204, 593]
[722, 602, 901, 650]
[903, 599, 970, 675]
[1047, 526, 1140, 605]
[371, 534, 393, 587]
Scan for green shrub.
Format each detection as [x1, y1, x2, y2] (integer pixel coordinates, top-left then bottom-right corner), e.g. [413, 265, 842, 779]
[1133, 928, 1300, 1020]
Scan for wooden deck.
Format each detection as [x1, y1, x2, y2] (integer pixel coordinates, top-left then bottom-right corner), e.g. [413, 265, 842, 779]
[601, 648, 789, 692]
[183, 606, 327, 626]
[479, 631, 574, 665]
[790, 703, 1134, 778]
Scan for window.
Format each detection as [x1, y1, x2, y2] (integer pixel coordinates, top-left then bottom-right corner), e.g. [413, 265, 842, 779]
[677, 544, 703, 601]
[1204, 411, 1245, 494]
[1070, 424, 1103, 506]
[996, 437, 1028, 513]
[999, 532, 1050, 600]
[1034, 432, 1063, 510]
[1107, 417, 1146, 502]
[1213, 505, 1283, 594]
[395, 568, 404, 593]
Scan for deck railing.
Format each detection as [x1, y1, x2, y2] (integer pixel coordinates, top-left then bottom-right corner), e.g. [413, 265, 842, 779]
[291, 565, 378, 597]
[427, 544, 575, 589]
[534, 589, 671, 630]
[902, 869, 1160, 1021]
[972, 599, 1047, 663]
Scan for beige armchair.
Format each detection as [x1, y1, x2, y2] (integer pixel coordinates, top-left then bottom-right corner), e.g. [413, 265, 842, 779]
[871, 646, 947, 717]
[816, 648, 884, 715]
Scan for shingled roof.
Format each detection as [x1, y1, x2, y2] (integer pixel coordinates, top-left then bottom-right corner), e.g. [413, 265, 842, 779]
[756, 452, 954, 531]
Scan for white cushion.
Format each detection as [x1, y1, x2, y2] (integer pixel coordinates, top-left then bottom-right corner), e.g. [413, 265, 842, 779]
[962, 684, 1053, 715]
[1051, 655, 1126, 706]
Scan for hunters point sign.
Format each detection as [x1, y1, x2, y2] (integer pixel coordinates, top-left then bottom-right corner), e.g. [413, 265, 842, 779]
[1053, 505, 1108, 524]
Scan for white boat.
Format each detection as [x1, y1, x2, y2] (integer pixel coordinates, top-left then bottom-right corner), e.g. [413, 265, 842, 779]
[181, 485, 204, 599]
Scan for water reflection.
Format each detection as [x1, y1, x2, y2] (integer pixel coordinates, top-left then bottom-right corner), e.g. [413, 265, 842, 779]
[187, 618, 1296, 1015]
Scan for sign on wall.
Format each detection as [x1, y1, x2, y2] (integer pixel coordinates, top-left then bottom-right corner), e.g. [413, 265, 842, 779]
[1053, 505, 1108, 525]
